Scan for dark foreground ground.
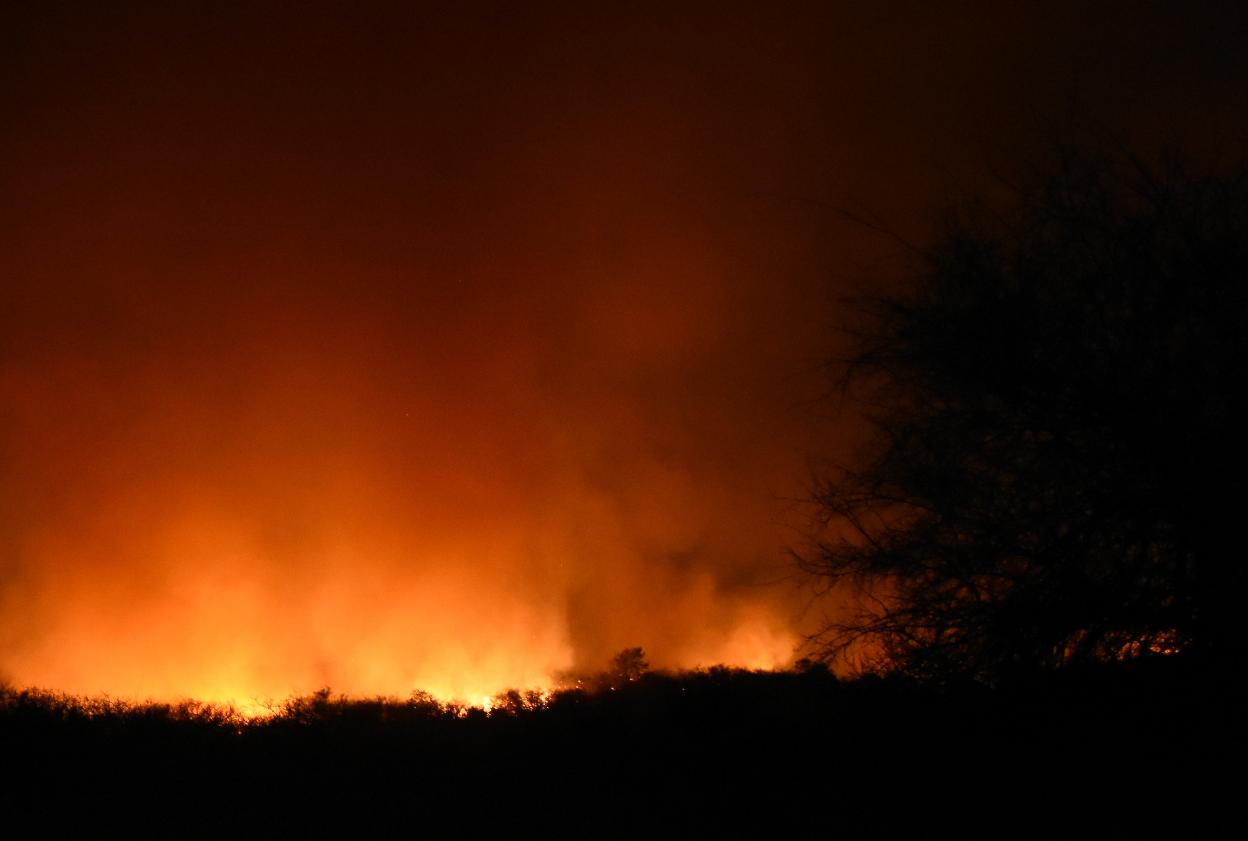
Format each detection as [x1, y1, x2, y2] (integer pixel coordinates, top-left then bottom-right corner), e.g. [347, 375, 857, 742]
[1, 660, 1242, 838]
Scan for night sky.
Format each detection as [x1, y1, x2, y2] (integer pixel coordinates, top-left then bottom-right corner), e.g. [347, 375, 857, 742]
[2, 1, 1245, 707]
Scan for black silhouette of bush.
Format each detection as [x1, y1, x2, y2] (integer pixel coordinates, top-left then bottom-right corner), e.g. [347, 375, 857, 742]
[1, 662, 1239, 837]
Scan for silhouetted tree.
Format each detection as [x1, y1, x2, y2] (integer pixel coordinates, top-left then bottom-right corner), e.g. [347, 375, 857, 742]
[554, 647, 652, 693]
[609, 647, 650, 684]
[806, 146, 1248, 682]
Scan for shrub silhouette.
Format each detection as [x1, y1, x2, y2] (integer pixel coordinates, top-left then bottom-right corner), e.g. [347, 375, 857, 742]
[608, 646, 649, 684]
[805, 145, 1248, 682]
[2, 664, 1237, 837]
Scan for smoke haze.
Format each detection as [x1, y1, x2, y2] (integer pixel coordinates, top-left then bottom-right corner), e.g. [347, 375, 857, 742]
[1, 2, 1243, 705]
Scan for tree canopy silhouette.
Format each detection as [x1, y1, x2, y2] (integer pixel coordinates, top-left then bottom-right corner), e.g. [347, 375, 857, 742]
[806, 146, 1248, 683]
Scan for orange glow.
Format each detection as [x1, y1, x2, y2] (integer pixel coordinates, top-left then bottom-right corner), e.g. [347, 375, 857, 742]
[0, 267, 813, 707]
[0, 485, 801, 707]
[0, 5, 915, 708]
[6, 4, 1232, 708]
[1115, 630, 1186, 660]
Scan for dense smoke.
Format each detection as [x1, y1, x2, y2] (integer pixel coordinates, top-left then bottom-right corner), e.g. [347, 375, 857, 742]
[1, 3, 1241, 705]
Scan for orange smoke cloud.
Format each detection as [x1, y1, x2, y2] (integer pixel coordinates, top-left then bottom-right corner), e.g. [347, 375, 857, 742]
[0, 256, 810, 707]
[12, 2, 1216, 708]
[0, 7, 851, 708]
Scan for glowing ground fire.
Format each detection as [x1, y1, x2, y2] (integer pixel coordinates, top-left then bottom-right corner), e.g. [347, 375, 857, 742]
[2, 1, 909, 711]
[0, 495, 797, 711]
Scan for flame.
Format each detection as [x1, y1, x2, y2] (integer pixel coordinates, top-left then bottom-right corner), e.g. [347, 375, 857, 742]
[0, 4, 841, 708]
[0, 493, 800, 707]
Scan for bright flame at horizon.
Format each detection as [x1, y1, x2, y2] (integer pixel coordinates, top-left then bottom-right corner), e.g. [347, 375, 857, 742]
[0, 502, 798, 709]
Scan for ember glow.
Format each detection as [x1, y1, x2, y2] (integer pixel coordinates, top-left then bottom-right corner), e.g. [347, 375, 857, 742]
[2, 3, 1241, 708]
